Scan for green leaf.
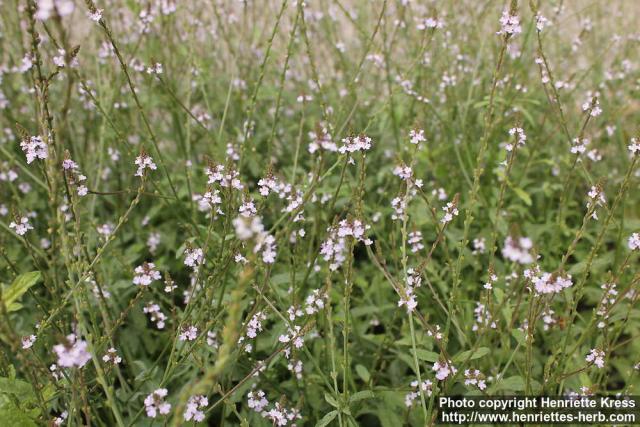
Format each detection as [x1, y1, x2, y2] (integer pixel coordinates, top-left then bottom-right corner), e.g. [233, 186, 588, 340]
[0, 376, 36, 401]
[355, 364, 370, 383]
[568, 252, 613, 275]
[494, 375, 525, 391]
[2, 272, 41, 312]
[512, 187, 532, 206]
[511, 329, 526, 345]
[349, 390, 374, 403]
[375, 391, 406, 427]
[453, 347, 490, 363]
[324, 393, 339, 408]
[316, 410, 338, 427]
[0, 375, 45, 426]
[413, 349, 439, 362]
[0, 406, 37, 427]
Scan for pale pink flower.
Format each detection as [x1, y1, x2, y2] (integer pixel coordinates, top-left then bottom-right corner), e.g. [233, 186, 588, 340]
[144, 388, 171, 418]
[53, 334, 92, 368]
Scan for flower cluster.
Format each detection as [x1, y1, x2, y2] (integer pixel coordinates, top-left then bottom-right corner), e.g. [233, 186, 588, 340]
[179, 325, 198, 342]
[586, 186, 606, 220]
[409, 129, 426, 145]
[239, 311, 267, 353]
[62, 157, 88, 197]
[433, 359, 458, 381]
[134, 153, 157, 177]
[258, 174, 293, 198]
[473, 302, 497, 331]
[398, 268, 422, 313]
[582, 95, 602, 117]
[133, 262, 161, 286]
[408, 231, 424, 253]
[502, 236, 534, 264]
[0, 163, 18, 183]
[87, 8, 103, 22]
[339, 134, 372, 154]
[524, 268, 573, 295]
[483, 271, 498, 290]
[497, 9, 521, 36]
[320, 219, 372, 270]
[194, 189, 223, 214]
[585, 349, 605, 369]
[542, 309, 557, 331]
[302, 289, 327, 316]
[464, 369, 487, 390]
[263, 402, 302, 426]
[596, 282, 618, 328]
[279, 325, 305, 356]
[473, 237, 486, 254]
[428, 324, 444, 341]
[22, 335, 36, 349]
[10, 216, 33, 236]
[143, 302, 167, 329]
[147, 232, 161, 253]
[184, 246, 204, 269]
[20, 135, 48, 164]
[247, 389, 301, 426]
[440, 201, 459, 224]
[404, 380, 433, 407]
[506, 127, 526, 151]
[393, 164, 413, 181]
[416, 17, 445, 30]
[570, 138, 589, 155]
[238, 197, 257, 217]
[35, 0, 74, 21]
[391, 196, 407, 221]
[233, 216, 277, 264]
[247, 389, 269, 412]
[53, 334, 92, 368]
[535, 14, 550, 32]
[287, 359, 304, 380]
[53, 49, 78, 68]
[102, 348, 122, 365]
[184, 395, 208, 422]
[144, 388, 171, 418]
[308, 127, 337, 153]
[205, 164, 243, 190]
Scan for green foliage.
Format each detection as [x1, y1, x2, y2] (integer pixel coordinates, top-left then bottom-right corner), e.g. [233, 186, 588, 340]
[1, 272, 41, 313]
[0, 367, 53, 426]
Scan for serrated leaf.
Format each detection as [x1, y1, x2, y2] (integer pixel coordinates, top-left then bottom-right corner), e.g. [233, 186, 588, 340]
[2, 272, 41, 313]
[0, 375, 45, 425]
[452, 347, 490, 363]
[413, 349, 439, 362]
[316, 410, 338, 427]
[349, 390, 374, 403]
[0, 376, 37, 401]
[324, 393, 339, 408]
